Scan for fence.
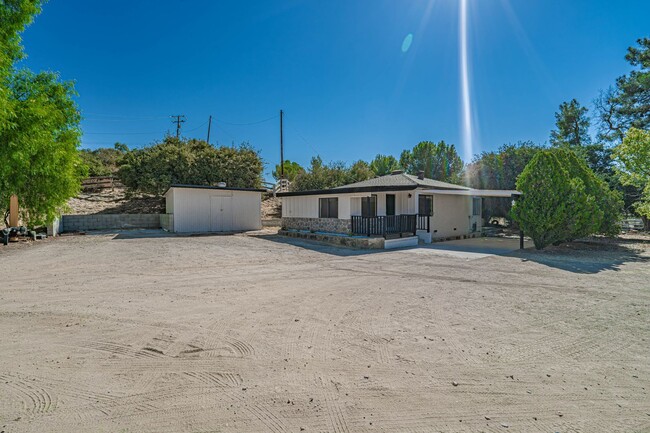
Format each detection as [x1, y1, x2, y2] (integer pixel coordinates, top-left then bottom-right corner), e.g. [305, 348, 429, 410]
[81, 176, 122, 191]
[351, 214, 418, 238]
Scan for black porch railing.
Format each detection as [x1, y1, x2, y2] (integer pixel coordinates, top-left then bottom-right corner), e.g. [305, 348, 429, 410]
[351, 214, 428, 238]
[416, 214, 431, 233]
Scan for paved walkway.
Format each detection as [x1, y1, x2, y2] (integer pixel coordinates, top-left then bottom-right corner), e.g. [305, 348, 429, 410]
[410, 236, 532, 260]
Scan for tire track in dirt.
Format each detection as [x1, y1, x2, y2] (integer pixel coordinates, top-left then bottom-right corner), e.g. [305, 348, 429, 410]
[317, 376, 350, 433]
[0, 373, 58, 415]
[72, 340, 163, 359]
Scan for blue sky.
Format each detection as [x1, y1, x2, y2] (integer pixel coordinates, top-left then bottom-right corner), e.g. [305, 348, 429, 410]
[19, 0, 650, 180]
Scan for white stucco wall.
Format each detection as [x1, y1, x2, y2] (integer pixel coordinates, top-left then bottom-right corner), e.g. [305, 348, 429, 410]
[428, 194, 479, 238]
[282, 195, 355, 219]
[167, 187, 262, 233]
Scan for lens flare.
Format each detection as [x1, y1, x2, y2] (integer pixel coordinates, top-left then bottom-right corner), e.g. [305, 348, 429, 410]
[401, 33, 413, 53]
[459, 0, 473, 163]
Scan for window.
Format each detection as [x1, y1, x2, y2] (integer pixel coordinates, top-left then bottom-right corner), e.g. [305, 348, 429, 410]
[418, 195, 433, 216]
[472, 197, 481, 216]
[319, 197, 338, 218]
[361, 195, 377, 217]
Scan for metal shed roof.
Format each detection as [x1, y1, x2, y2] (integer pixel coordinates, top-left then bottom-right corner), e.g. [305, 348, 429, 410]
[164, 184, 267, 195]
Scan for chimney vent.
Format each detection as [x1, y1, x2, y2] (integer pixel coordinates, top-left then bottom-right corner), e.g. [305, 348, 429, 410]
[417, 170, 425, 180]
[391, 170, 404, 175]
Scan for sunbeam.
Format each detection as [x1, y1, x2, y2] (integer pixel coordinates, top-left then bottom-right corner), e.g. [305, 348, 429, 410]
[459, 0, 473, 163]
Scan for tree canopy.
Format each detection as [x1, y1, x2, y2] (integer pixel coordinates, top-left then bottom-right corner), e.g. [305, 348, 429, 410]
[399, 141, 463, 183]
[596, 38, 650, 142]
[272, 160, 304, 182]
[612, 128, 650, 219]
[465, 141, 542, 218]
[290, 157, 374, 191]
[369, 154, 400, 176]
[79, 143, 129, 176]
[117, 136, 263, 195]
[550, 99, 591, 148]
[1, 1, 85, 226]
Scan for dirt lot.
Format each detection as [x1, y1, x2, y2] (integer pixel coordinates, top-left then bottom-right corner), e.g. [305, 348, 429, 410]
[1, 233, 649, 432]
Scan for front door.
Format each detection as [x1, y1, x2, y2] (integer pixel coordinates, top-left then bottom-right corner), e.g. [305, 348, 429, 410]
[386, 194, 395, 216]
[210, 196, 233, 232]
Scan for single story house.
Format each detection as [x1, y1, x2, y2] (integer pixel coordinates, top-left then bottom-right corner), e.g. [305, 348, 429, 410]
[163, 184, 266, 233]
[277, 171, 519, 244]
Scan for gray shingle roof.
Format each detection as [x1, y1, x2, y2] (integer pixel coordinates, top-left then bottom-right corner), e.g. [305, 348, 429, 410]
[334, 173, 470, 191]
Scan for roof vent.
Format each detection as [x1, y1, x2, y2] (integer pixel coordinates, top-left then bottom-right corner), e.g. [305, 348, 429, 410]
[417, 170, 425, 180]
[391, 170, 404, 175]
[217, 182, 227, 187]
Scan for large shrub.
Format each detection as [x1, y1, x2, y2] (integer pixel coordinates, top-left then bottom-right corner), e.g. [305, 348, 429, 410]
[118, 136, 263, 195]
[79, 143, 128, 176]
[511, 149, 622, 249]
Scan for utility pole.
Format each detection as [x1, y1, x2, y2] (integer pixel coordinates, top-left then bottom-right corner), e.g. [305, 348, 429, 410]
[207, 115, 212, 144]
[171, 115, 186, 139]
[280, 109, 284, 179]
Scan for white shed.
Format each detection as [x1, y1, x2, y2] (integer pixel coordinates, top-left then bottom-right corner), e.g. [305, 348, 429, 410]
[163, 184, 265, 233]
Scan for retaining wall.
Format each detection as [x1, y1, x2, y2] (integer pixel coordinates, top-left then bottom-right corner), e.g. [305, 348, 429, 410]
[160, 214, 174, 232]
[61, 214, 162, 232]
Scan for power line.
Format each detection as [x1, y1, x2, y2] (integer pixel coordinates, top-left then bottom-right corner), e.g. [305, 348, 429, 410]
[84, 130, 164, 135]
[83, 112, 170, 120]
[213, 114, 279, 126]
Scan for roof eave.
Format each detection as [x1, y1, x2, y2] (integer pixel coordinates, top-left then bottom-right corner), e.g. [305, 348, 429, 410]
[277, 184, 417, 197]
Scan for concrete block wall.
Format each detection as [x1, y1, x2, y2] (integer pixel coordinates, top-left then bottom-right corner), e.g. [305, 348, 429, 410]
[61, 214, 162, 232]
[160, 214, 174, 232]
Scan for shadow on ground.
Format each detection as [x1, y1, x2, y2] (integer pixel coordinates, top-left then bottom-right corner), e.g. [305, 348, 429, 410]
[509, 240, 649, 274]
[254, 233, 391, 257]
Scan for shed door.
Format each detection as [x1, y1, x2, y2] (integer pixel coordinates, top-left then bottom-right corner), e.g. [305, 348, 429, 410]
[210, 196, 233, 232]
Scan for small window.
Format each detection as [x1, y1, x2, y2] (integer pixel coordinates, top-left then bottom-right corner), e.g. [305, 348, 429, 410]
[319, 197, 338, 218]
[361, 195, 377, 217]
[472, 197, 481, 216]
[418, 195, 433, 216]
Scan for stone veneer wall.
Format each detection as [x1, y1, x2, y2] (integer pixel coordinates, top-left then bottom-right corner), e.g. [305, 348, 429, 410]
[281, 217, 351, 234]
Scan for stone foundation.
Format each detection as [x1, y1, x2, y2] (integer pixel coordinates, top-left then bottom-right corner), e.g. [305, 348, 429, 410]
[281, 217, 351, 234]
[279, 230, 384, 249]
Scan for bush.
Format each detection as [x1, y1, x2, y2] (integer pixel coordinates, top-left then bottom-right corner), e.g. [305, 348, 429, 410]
[79, 143, 128, 176]
[117, 136, 263, 195]
[511, 149, 622, 249]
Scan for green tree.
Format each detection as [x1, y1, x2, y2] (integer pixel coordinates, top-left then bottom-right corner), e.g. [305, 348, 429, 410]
[0, 70, 85, 226]
[1, 1, 85, 226]
[118, 136, 263, 195]
[550, 99, 591, 148]
[272, 160, 304, 182]
[369, 154, 400, 176]
[512, 149, 622, 249]
[399, 141, 464, 183]
[465, 141, 542, 218]
[348, 160, 374, 183]
[596, 38, 650, 142]
[612, 128, 650, 222]
[550, 98, 617, 183]
[290, 157, 374, 191]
